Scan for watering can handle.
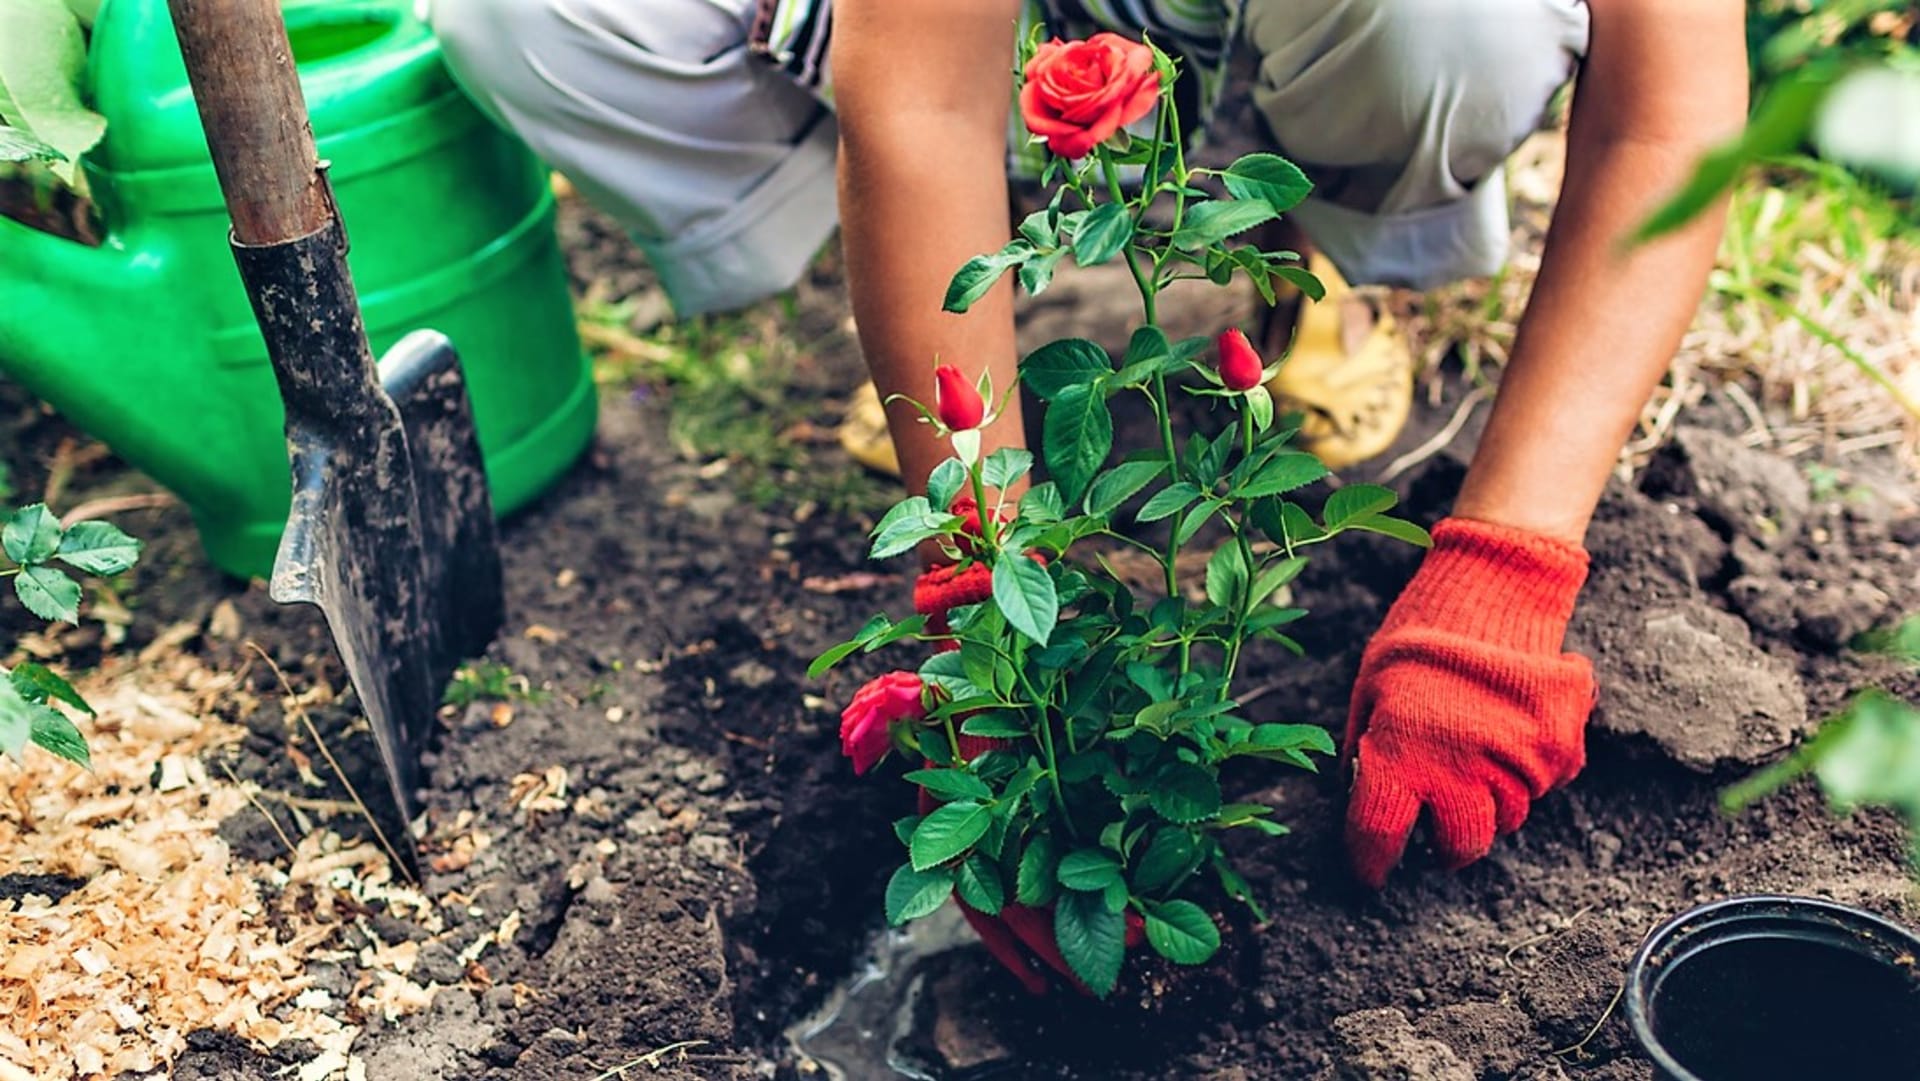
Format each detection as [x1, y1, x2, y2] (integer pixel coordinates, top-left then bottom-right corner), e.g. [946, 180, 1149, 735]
[165, 0, 333, 246]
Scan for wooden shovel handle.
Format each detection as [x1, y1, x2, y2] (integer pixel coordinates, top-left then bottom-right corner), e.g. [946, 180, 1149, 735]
[167, 0, 332, 245]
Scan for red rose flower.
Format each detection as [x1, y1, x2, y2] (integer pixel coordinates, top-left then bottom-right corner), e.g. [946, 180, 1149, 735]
[935, 364, 986, 432]
[1019, 33, 1161, 161]
[840, 672, 926, 774]
[1216, 328, 1264, 392]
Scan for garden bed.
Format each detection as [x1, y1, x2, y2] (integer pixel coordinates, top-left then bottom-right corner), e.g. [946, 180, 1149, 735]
[3, 181, 1918, 1080]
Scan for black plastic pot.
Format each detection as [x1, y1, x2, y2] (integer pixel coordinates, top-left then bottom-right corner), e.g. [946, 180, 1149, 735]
[1625, 895, 1920, 1080]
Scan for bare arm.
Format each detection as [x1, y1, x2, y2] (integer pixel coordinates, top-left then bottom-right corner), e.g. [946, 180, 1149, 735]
[1452, 0, 1748, 542]
[832, 1, 1026, 496]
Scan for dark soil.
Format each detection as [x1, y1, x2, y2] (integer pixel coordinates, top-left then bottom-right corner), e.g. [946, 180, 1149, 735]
[9, 184, 1918, 1081]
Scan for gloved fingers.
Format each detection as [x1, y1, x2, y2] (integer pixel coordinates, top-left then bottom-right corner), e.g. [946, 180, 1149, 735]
[957, 902, 1050, 995]
[1487, 771, 1532, 837]
[1345, 746, 1421, 889]
[1429, 786, 1498, 871]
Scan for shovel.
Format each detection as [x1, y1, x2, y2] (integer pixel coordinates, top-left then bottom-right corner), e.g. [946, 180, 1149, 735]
[165, 0, 506, 868]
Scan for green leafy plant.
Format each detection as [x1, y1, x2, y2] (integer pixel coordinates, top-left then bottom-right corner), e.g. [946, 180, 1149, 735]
[0, 502, 142, 768]
[1641, 1, 1917, 243]
[443, 659, 546, 708]
[814, 33, 1428, 997]
[0, 0, 107, 190]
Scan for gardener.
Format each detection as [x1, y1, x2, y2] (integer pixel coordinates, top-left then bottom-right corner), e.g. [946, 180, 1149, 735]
[429, 0, 1744, 889]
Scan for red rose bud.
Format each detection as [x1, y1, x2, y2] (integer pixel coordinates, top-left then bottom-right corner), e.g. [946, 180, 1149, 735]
[1216, 328, 1265, 392]
[1020, 33, 1161, 160]
[840, 671, 926, 775]
[935, 364, 986, 431]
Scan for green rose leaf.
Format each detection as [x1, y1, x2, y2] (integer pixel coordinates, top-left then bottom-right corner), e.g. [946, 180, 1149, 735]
[29, 705, 88, 767]
[1072, 202, 1135, 266]
[1056, 848, 1125, 891]
[1174, 501, 1217, 547]
[1137, 482, 1200, 523]
[961, 712, 1031, 739]
[955, 854, 1006, 916]
[1132, 830, 1200, 895]
[1143, 899, 1221, 965]
[1204, 541, 1250, 611]
[11, 661, 89, 714]
[1238, 453, 1328, 499]
[1221, 153, 1313, 215]
[993, 555, 1057, 647]
[1084, 461, 1166, 517]
[1272, 265, 1327, 302]
[885, 863, 956, 925]
[981, 449, 1034, 491]
[869, 496, 948, 560]
[944, 240, 1035, 312]
[894, 815, 923, 846]
[0, 679, 31, 759]
[927, 459, 969, 514]
[1149, 763, 1222, 824]
[15, 564, 79, 623]
[1041, 383, 1112, 506]
[1351, 516, 1434, 548]
[1248, 556, 1308, 607]
[1323, 483, 1399, 531]
[1279, 501, 1327, 545]
[1016, 834, 1062, 906]
[1022, 338, 1113, 401]
[1171, 200, 1278, 252]
[1019, 247, 1068, 296]
[56, 520, 141, 576]
[1055, 889, 1126, 996]
[903, 768, 993, 804]
[3, 503, 62, 564]
[911, 801, 993, 871]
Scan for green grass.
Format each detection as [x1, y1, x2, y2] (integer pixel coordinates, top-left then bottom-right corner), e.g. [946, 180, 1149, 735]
[578, 295, 891, 517]
[443, 660, 546, 708]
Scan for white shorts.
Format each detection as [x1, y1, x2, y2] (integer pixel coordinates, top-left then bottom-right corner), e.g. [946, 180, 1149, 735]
[429, 0, 1589, 316]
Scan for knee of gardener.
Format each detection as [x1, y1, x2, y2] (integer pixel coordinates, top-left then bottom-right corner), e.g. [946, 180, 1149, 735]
[1246, 0, 1587, 194]
[429, 0, 751, 132]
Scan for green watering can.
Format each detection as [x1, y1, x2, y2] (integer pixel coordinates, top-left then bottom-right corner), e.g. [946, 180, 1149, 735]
[0, 0, 597, 579]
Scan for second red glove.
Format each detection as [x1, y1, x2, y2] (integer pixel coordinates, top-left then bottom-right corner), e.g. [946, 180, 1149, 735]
[1343, 517, 1597, 888]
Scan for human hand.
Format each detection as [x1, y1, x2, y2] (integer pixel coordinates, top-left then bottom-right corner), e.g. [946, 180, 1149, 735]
[1344, 517, 1596, 888]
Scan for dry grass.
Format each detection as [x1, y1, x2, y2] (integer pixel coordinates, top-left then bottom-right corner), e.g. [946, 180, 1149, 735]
[1393, 130, 1920, 475]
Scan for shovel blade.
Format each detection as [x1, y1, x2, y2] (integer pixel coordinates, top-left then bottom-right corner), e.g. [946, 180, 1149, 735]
[267, 328, 503, 843]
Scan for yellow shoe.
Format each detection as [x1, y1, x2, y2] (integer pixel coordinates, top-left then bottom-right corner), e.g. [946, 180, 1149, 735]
[838, 381, 902, 477]
[1266, 254, 1414, 471]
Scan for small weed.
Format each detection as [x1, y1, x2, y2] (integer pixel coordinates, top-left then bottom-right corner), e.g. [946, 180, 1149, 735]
[578, 296, 890, 517]
[444, 661, 546, 708]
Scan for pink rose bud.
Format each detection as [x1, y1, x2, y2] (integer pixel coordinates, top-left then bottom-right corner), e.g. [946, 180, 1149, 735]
[1216, 328, 1264, 392]
[935, 364, 987, 431]
[840, 671, 927, 775]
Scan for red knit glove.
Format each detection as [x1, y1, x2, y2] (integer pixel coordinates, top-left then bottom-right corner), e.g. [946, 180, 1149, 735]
[1344, 517, 1597, 888]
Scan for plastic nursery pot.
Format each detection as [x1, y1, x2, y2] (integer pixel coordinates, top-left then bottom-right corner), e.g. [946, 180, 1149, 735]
[1625, 894, 1920, 1081]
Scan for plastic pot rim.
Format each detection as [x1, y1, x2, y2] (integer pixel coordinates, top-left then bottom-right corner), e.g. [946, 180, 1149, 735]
[1624, 893, 1920, 1081]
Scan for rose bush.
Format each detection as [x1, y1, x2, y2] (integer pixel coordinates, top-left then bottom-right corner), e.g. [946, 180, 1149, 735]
[815, 31, 1430, 997]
